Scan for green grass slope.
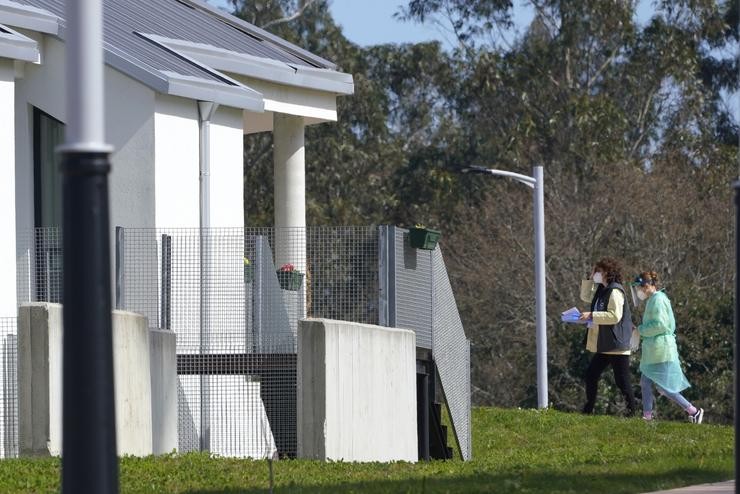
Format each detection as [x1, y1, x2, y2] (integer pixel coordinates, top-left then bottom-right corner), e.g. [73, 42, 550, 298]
[0, 407, 732, 493]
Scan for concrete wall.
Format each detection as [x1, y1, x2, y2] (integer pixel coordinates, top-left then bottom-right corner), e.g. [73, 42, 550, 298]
[150, 329, 178, 455]
[0, 59, 17, 317]
[298, 318, 417, 462]
[17, 304, 177, 457]
[112, 310, 153, 456]
[17, 303, 62, 456]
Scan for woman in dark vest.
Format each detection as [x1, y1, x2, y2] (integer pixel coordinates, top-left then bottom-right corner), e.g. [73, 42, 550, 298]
[578, 257, 636, 415]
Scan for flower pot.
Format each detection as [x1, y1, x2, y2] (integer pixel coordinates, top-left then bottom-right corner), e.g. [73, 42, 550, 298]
[277, 270, 304, 291]
[409, 227, 441, 250]
[244, 263, 255, 283]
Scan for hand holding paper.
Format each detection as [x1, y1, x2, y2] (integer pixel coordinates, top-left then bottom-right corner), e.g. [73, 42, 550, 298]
[561, 307, 589, 325]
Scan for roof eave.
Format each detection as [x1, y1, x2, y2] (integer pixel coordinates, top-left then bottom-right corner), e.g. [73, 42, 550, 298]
[144, 34, 354, 96]
[0, 0, 60, 35]
[0, 24, 39, 62]
[162, 71, 264, 112]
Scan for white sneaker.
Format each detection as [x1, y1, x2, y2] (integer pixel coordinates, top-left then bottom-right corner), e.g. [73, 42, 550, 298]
[689, 408, 704, 424]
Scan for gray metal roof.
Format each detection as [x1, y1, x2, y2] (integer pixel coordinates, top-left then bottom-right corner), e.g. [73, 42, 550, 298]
[0, 0, 349, 108]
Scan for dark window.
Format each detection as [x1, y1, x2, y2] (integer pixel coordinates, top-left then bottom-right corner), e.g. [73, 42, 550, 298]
[33, 108, 64, 302]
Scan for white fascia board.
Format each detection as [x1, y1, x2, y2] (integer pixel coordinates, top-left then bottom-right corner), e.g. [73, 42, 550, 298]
[162, 72, 264, 112]
[0, 0, 59, 35]
[0, 24, 39, 62]
[233, 75, 337, 121]
[144, 35, 354, 96]
[263, 98, 336, 121]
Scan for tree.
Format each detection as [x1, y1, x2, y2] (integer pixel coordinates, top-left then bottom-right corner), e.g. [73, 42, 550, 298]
[228, 0, 738, 420]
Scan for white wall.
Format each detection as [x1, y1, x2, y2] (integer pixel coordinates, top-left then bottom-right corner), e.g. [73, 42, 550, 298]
[298, 319, 418, 462]
[178, 375, 277, 458]
[106, 68, 157, 230]
[0, 59, 17, 317]
[209, 106, 245, 228]
[154, 96, 244, 229]
[13, 34, 157, 309]
[154, 95, 200, 228]
[14, 34, 157, 233]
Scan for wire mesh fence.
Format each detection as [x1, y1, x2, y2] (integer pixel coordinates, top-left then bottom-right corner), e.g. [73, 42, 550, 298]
[392, 227, 433, 349]
[382, 226, 472, 460]
[6, 225, 470, 461]
[0, 317, 17, 458]
[117, 226, 379, 458]
[16, 228, 63, 306]
[431, 249, 472, 460]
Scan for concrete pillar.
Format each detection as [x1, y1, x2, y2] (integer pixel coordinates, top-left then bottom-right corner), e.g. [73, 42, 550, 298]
[112, 310, 154, 456]
[149, 329, 178, 455]
[0, 60, 17, 317]
[17, 304, 178, 457]
[273, 113, 306, 272]
[298, 319, 418, 462]
[18, 303, 63, 456]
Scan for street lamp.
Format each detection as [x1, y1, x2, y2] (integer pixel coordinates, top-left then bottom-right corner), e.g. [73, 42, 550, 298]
[461, 165, 548, 409]
[59, 1, 118, 492]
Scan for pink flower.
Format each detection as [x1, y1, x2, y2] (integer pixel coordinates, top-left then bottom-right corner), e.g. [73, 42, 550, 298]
[279, 263, 295, 272]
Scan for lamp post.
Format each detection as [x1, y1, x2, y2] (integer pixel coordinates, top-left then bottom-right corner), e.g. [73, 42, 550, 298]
[461, 165, 548, 409]
[59, 0, 118, 492]
[733, 179, 740, 494]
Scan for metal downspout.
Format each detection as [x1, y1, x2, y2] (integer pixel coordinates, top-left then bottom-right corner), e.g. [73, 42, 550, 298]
[198, 100, 218, 452]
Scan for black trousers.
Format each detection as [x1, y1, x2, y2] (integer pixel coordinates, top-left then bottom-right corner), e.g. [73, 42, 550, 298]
[583, 353, 636, 415]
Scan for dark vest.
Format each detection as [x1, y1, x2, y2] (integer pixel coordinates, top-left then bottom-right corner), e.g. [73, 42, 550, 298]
[589, 282, 632, 352]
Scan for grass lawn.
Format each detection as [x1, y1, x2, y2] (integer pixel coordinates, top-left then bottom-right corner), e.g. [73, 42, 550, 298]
[0, 407, 732, 493]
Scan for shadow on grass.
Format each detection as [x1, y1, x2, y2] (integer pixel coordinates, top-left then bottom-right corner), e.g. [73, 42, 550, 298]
[182, 467, 732, 494]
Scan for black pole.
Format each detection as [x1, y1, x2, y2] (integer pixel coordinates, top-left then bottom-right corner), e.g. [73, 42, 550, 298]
[734, 179, 740, 494]
[60, 151, 118, 493]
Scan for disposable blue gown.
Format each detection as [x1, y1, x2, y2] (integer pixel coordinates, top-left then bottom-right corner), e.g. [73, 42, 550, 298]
[638, 291, 690, 394]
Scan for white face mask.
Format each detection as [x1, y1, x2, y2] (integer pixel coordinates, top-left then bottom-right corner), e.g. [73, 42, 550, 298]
[592, 272, 604, 285]
[637, 289, 648, 301]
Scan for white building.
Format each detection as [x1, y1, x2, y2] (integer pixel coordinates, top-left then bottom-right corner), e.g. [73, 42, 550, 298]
[0, 0, 353, 458]
[0, 0, 354, 317]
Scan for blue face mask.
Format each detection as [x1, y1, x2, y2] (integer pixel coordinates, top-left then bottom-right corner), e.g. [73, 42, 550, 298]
[592, 272, 604, 285]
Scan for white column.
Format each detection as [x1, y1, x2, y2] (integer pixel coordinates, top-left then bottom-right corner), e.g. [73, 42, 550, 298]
[273, 113, 306, 272]
[0, 60, 17, 317]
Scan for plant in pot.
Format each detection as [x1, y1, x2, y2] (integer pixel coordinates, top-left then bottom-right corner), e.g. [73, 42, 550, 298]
[408, 224, 441, 250]
[276, 263, 304, 291]
[243, 257, 254, 283]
